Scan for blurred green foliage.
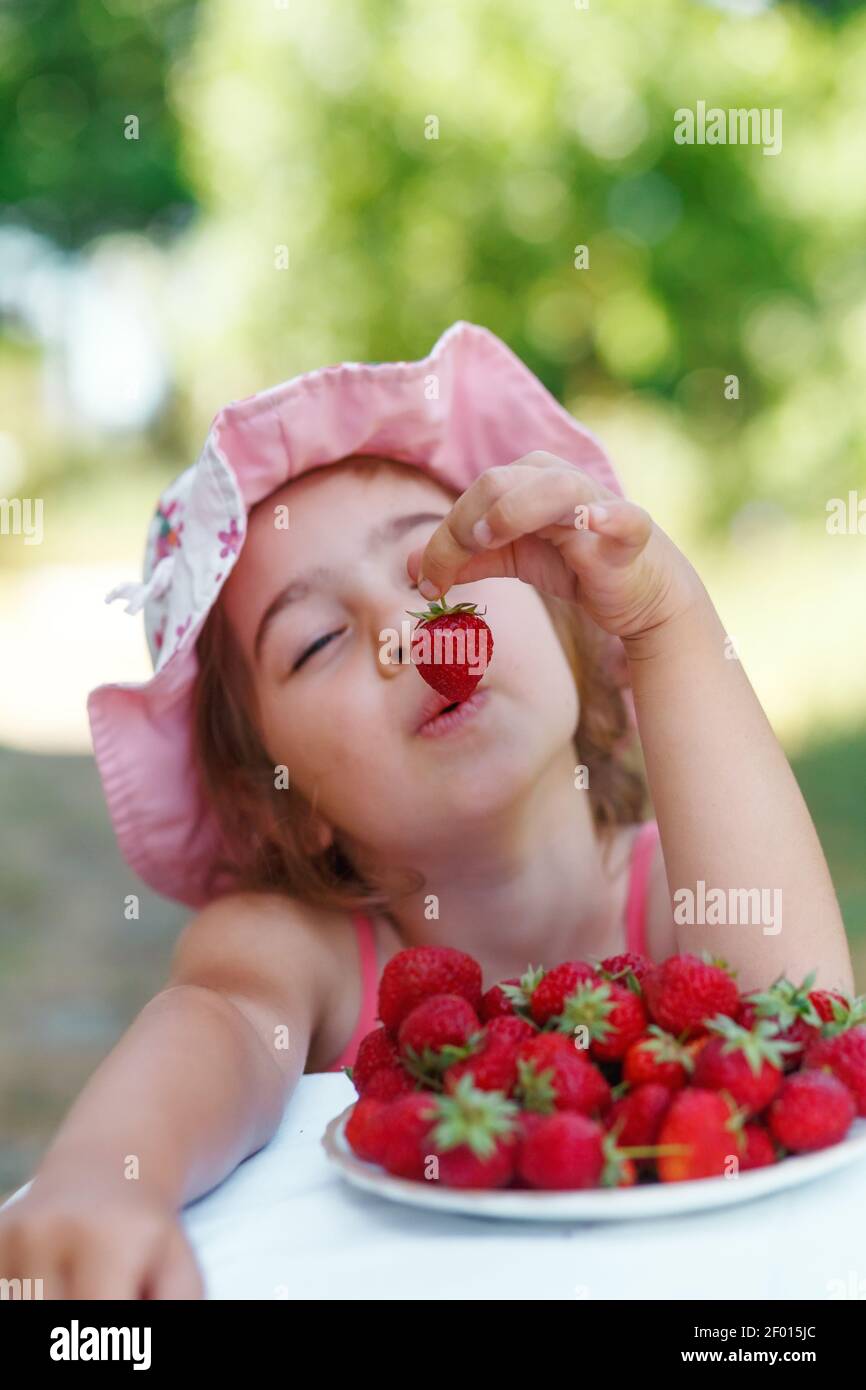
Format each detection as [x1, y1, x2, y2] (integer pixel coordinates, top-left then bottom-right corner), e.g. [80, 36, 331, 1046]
[2, 0, 866, 539]
[168, 0, 866, 536]
[0, 0, 198, 245]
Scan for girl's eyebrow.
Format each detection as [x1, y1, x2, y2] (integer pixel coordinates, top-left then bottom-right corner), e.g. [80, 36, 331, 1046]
[253, 509, 448, 662]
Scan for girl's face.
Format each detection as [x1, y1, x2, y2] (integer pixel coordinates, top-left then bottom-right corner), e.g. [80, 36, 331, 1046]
[221, 460, 580, 860]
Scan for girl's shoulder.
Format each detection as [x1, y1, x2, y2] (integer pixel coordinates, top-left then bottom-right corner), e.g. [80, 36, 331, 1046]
[169, 889, 363, 1068]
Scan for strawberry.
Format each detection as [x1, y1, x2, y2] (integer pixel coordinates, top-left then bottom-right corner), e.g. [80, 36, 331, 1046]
[379, 1091, 441, 1179]
[480, 965, 545, 1021]
[397, 994, 481, 1078]
[548, 978, 648, 1062]
[362, 1064, 415, 1100]
[351, 1025, 400, 1095]
[517, 1112, 639, 1190]
[656, 1088, 746, 1182]
[529, 960, 599, 1026]
[480, 979, 520, 1020]
[606, 1082, 672, 1149]
[804, 1023, 866, 1116]
[377, 946, 482, 1032]
[692, 1015, 799, 1116]
[436, 1144, 516, 1189]
[517, 1112, 606, 1190]
[598, 952, 653, 988]
[740, 1123, 778, 1171]
[768, 1070, 855, 1153]
[345, 1097, 390, 1163]
[406, 597, 493, 701]
[515, 1033, 611, 1116]
[623, 1025, 695, 1091]
[737, 972, 830, 1068]
[444, 1011, 539, 1095]
[443, 1017, 534, 1096]
[485, 1015, 537, 1048]
[810, 989, 855, 1024]
[443, 1046, 518, 1097]
[644, 952, 739, 1038]
[426, 1075, 520, 1189]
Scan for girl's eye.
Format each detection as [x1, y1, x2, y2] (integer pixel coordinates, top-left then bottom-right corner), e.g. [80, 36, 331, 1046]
[291, 628, 346, 673]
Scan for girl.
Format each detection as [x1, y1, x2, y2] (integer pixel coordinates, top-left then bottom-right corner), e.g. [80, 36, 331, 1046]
[0, 321, 853, 1298]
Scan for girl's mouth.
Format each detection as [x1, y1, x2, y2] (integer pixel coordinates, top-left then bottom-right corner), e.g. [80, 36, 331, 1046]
[415, 687, 490, 739]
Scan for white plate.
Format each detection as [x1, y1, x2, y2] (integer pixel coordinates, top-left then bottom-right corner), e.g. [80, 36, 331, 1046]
[322, 1105, 866, 1222]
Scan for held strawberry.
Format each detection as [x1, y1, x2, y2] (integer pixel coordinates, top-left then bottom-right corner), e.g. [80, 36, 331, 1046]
[406, 596, 493, 702]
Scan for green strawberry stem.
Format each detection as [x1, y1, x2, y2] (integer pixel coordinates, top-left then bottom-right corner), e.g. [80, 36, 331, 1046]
[406, 598, 488, 624]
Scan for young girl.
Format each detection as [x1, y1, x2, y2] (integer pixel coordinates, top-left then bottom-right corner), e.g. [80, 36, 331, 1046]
[0, 321, 853, 1298]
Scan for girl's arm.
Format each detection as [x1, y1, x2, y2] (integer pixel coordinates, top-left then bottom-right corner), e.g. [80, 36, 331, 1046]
[36, 895, 326, 1204]
[0, 894, 333, 1297]
[624, 576, 854, 993]
[407, 451, 855, 994]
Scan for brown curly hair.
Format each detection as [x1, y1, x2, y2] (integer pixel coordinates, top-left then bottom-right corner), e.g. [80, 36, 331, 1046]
[191, 458, 649, 911]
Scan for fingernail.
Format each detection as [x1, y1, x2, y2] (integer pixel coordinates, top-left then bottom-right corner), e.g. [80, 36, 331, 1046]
[590, 504, 609, 524]
[472, 518, 494, 546]
[418, 577, 439, 599]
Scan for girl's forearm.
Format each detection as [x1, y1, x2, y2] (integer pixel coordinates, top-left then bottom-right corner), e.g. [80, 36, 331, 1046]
[33, 984, 291, 1209]
[623, 575, 854, 993]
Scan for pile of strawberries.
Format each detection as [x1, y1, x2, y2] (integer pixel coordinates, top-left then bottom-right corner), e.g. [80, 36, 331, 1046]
[343, 947, 866, 1190]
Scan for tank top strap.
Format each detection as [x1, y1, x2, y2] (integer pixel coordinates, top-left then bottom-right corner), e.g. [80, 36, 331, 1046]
[623, 820, 661, 959]
[323, 911, 381, 1073]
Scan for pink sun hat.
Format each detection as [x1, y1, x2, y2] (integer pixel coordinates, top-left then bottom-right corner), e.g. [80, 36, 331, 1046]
[88, 320, 633, 909]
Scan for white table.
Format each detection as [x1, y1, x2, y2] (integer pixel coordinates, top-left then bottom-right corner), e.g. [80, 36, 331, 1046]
[5, 1074, 866, 1299]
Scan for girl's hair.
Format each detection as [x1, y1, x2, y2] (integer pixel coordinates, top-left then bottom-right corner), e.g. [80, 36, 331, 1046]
[191, 458, 649, 911]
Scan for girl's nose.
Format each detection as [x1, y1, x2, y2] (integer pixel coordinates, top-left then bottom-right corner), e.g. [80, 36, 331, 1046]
[354, 577, 412, 676]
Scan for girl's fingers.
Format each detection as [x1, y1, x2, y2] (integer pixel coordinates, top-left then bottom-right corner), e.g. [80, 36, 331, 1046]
[411, 456, 607, 598]
[585, 499, 654, 555]
[406, 541, 516, 590]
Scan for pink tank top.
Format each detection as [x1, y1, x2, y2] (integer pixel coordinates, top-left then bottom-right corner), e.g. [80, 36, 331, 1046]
[324, 819, 661, 1073]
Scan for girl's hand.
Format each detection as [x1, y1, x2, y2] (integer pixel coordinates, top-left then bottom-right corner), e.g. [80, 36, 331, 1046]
[0, 1165, 204, 1299]
[406, 451, 703, 644]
